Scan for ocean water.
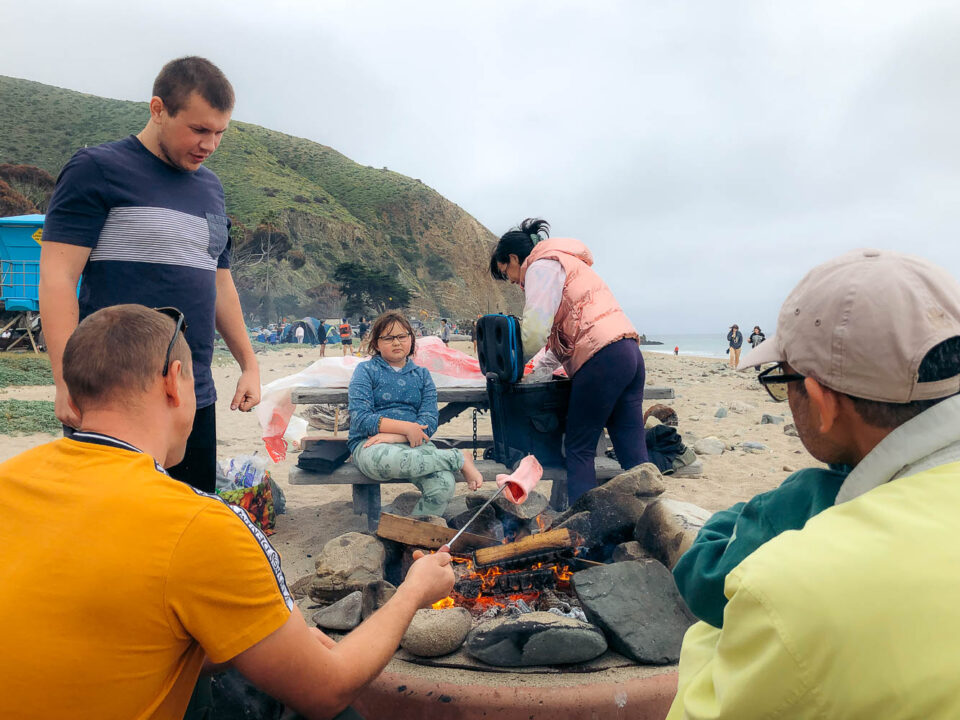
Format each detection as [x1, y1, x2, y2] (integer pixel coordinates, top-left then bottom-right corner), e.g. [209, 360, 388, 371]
[640, 333, 746, 359]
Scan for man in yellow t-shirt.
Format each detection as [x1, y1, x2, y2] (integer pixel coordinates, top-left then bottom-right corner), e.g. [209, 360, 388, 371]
[668, 250, 960, 719]
[0, 304, 455, 720]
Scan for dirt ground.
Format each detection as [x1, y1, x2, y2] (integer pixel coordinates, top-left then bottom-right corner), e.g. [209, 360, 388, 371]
[0, 340, 818, 589]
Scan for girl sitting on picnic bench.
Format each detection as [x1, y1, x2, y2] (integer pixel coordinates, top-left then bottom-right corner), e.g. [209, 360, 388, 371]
[348, 311, 484, 516]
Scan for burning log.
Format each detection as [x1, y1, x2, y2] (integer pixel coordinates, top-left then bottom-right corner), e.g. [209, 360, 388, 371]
[474, 528, 576, 567]
[376, 512, 498, 551]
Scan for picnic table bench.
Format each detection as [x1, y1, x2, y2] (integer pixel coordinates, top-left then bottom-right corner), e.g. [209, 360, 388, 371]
[289, 385, 675, 529]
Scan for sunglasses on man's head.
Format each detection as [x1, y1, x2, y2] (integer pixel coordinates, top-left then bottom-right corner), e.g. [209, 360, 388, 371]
[155, 307, 188, 377]
[757, 363, 806, 402]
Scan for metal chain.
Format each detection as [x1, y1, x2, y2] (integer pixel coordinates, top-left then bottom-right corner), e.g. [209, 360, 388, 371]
[472, 408, 479, 460]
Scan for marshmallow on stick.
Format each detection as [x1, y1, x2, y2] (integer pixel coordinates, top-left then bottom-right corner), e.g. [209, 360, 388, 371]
[496, 454, 543, 504]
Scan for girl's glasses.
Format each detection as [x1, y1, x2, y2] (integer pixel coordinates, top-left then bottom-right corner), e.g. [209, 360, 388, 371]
[379, 332, 411, 344]
[757, 363, 805, 402]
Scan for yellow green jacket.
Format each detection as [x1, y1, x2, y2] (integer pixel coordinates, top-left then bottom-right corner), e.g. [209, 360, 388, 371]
[669, 396, 960, 719]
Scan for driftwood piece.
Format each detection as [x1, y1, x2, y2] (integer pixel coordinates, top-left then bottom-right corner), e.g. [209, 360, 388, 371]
[473, 528, 575, 568]
[376, 512, 498, 551]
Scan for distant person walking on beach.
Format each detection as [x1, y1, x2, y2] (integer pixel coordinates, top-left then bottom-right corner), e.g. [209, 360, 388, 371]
[294, 324, 304, 344]
[674, 346, 679, 357]
[471, 314, 481, 354]
[489, 218, 648, 504]
[440, 318, 451, 345]
[727, 324, 743, 368]
[339, 318, 353, 356]
[749, 326, 766, 348]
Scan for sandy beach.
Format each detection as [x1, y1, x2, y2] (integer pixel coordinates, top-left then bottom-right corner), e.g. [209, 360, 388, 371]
[0, 341, 817, 592]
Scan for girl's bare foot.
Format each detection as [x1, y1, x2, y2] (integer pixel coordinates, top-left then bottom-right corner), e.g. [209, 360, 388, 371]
[460, 451, 484, 491]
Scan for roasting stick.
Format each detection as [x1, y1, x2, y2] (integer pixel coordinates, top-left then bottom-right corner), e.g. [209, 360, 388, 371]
[441, 454, 543, 553]
[441, 484, 508, 553]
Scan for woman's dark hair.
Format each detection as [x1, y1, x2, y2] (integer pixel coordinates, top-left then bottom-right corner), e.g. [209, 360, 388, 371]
[489, 218, 550, 280]
[366, 311, 416, 357]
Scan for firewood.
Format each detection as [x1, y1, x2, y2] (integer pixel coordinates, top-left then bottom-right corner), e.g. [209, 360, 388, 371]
[375, 512, 497, 550]
[473, 528, 575, 567]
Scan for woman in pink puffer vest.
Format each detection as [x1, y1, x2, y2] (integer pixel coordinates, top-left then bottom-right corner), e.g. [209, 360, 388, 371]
[489, 218, 648, 503]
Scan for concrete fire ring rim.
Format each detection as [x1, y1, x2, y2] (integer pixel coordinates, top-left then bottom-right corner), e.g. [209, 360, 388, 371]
[354, 657, 678, 720]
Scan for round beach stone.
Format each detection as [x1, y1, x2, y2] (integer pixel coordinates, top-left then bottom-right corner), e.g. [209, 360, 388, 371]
[401, 607, 473, 657]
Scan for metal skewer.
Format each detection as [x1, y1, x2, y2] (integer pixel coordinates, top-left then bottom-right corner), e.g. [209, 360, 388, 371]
[442, 483, 508, 552]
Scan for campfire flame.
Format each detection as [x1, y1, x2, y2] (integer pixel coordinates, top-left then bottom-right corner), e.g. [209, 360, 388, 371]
[430, 555, 573, 611]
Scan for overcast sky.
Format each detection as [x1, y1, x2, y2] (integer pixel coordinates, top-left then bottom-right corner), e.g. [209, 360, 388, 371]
[3, 0, 959, 333]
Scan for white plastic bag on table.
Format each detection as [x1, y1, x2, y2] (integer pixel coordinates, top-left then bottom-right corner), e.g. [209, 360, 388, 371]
[257, 337, 493, 462]
[256, 355, 366, 462]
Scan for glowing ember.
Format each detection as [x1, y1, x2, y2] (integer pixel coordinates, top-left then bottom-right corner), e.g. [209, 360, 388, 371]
[534, 514, 547, 533]
[431, 596, 456, 610]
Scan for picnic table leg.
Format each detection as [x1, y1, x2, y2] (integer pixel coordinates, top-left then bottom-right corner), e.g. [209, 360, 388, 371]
[352, 484, 382, 532]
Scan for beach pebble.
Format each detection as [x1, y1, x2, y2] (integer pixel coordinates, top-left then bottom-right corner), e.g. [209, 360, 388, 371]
[783, 423, 800, 437]
[714, 407, 728, 419]
[402, 607, 472, 657]
[740, 442, 768, 453]
[612, 540, 653, 563]
[761, 414, 785, 425]
[693, 437, 725, 455]
[728, 401, 755, 414]
[782, 465, 796, 472]
[689, 416, 700, 422]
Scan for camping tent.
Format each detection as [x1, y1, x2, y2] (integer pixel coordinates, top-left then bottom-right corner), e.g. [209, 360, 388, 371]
[281, 317, 325, 344]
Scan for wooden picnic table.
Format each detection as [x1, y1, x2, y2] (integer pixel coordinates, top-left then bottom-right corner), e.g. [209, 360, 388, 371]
[289, 385, 675, 529]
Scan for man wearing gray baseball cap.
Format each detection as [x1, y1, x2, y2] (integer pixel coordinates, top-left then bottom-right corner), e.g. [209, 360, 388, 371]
[668, 249, 960, 719]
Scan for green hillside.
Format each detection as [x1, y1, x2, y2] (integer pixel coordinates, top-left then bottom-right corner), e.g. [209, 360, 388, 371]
[0, 75, 518, 322]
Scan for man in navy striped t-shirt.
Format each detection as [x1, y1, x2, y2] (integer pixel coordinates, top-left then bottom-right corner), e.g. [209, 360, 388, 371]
[39, 57, 259, 493]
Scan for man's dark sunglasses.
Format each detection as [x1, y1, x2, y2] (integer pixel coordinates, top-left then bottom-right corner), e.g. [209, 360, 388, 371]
[155, 307, 188, 377]
[757, 363, 805, 402]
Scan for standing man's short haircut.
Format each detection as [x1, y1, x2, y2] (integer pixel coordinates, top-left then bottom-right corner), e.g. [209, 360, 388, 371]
[63, 305, 192, 412]
[153, 56, 235, 116]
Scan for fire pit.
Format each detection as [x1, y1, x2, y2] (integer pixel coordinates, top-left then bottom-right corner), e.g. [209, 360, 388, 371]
[307, 464, 709, 719]
[353, 658, 678, 720]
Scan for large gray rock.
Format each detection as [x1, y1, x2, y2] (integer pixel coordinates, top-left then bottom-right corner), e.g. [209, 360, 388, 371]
[383, 490, 422, 517]
[310, 532, 385, 605]
[312, 591, 363, 631]
[444, 496, 504, 541]
[635, 499, 713, 569]
[693, 437, 725, 455]
[467, 487, 549, 521]
[556, 511, 593, 547]
[465, 612, 607, 667]
[602, 463, 666, 497]
[556, 489, 651, 549]
[572, 560, 695, 664]
[401, 607, 473, 657]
